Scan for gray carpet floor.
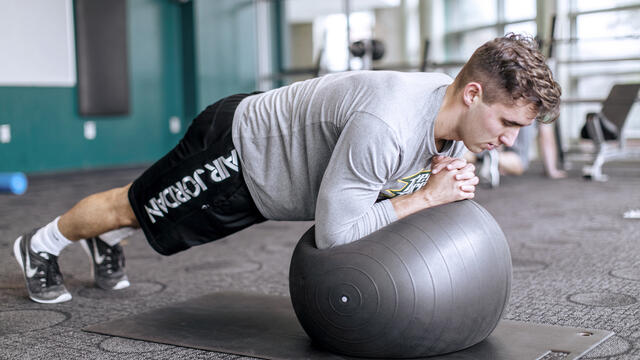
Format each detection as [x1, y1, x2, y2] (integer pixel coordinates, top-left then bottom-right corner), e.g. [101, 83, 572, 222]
[1, 160, 639, 359]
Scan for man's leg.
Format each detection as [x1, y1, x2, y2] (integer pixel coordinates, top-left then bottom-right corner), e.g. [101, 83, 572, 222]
[498, 151, 525, 175]
[14, 92, 262, 304]
[14, 183, 139, 303]
[64, 184, 138, 290]
[499, 122, 535, 176]
[538, 123, 567, 179]
[58, 183, 139, 240]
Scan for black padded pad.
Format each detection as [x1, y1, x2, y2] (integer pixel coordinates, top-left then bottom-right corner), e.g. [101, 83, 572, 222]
[84, 292, 613, 359]
[75, 0, 129, 116]
[602, 83, 640, 129]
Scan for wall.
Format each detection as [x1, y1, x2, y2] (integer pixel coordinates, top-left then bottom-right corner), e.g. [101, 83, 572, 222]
[289, 23, 314, 69]
[0, 0, 259, 174]
[374, 6, 406, 67]
[193, 0, 258, 110]
[0, 0, 76, 87]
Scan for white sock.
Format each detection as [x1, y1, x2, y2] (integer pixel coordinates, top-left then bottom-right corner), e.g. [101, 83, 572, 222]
[99, 227, 137, 246]
[30, 216, 73, 256]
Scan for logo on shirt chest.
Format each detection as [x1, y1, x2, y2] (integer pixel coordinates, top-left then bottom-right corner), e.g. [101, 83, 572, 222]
[382, 169, 431, 198]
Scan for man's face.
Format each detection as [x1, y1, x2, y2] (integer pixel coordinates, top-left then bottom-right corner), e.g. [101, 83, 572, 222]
[460, 98, 536, 154]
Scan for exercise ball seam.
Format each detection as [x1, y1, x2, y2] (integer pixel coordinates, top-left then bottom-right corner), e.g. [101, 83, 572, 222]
[431, 208, 486, 346]
[392, 220, 441, 349]
[374, 226, 440, 355]
[447, 211, 492, 346]
[412, 202, 507, 352]
[403, 214, 458, 352]
[455, 201, 511, 343]
[366, 236, 417, 355]
[439, 202, 508, 346]
[471, 202, 512, 334]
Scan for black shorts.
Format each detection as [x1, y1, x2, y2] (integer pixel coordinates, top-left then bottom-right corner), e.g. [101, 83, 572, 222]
[128, 93, 266, 255]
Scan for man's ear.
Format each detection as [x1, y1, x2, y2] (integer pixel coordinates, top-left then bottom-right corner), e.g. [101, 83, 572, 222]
[463, 82, 483, 106]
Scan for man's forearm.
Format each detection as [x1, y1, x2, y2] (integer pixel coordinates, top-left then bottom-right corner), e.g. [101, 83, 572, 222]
[389, 190, 440, 220]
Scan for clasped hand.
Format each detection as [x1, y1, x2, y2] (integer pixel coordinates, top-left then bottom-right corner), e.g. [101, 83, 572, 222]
[420, 155, 479, 204]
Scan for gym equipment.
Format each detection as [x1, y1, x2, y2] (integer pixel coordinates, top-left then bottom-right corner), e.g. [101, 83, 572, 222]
[370, 39, 385, 61]
[289, 200, 512, 358]
[349, 39, 385, 61]
[75, 0, 129, 116]
[580, 83, 640, 181]
[84, 291, 613, 359]
[348, 39, 386, 71]
[0, 172, 28, 195]
[348, 40, 366, 58]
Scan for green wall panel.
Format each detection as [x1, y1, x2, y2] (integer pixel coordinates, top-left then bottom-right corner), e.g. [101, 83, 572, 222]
[193, 0, 258, 109]
[0, 0, 259, 174]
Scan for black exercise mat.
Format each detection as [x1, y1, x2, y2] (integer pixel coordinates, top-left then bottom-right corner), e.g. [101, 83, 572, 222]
[84, 292, 613, 359]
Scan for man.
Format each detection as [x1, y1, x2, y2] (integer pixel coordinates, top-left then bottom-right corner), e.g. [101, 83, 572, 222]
[13, 34, 561, 304]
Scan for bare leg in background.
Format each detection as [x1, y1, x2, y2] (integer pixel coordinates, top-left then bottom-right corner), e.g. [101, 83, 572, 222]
[498, 151, 525, 176]
[538, 124, 568, 179]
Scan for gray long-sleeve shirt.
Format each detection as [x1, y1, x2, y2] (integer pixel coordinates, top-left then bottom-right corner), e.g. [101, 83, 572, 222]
[232, 71, 466, 249]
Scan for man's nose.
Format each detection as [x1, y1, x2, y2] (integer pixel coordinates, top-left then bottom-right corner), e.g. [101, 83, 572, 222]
[500, 128, 520, 147]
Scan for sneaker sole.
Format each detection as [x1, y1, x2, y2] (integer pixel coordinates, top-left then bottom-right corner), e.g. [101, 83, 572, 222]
[112, 278, 130, 290]
[13, 236, 72, 304]
[80, 239, 130, 291]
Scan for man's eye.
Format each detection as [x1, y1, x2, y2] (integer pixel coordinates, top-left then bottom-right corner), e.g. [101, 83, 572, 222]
[503, 120, 519, 127]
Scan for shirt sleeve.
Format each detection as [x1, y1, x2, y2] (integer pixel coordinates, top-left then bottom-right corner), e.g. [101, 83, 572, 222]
[314, 111, 401, 249]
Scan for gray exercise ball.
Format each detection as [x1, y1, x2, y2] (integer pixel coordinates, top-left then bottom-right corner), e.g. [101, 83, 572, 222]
[289, 200, 512, 358]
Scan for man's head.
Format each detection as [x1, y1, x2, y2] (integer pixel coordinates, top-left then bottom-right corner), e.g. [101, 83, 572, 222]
[451, 33, 561, 153]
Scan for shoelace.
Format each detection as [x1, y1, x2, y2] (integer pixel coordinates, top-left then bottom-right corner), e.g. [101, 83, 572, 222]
[97, 242, 125, 271]
[110, 244, 125, 268]
[48, 257, 64, 285]
[35, 253, 63, 286]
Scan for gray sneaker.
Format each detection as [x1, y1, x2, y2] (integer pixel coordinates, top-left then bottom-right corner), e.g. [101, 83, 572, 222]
[13, 230, 72, 304]
[80, 237, 130, 290]
[479, 149, 500, 188]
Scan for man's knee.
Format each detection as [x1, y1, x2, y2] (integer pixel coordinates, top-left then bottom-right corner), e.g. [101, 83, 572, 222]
[111, 184, 139, 228]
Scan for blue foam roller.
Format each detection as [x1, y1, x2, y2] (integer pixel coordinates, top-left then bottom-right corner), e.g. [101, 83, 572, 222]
[0, 172, 28, 195]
